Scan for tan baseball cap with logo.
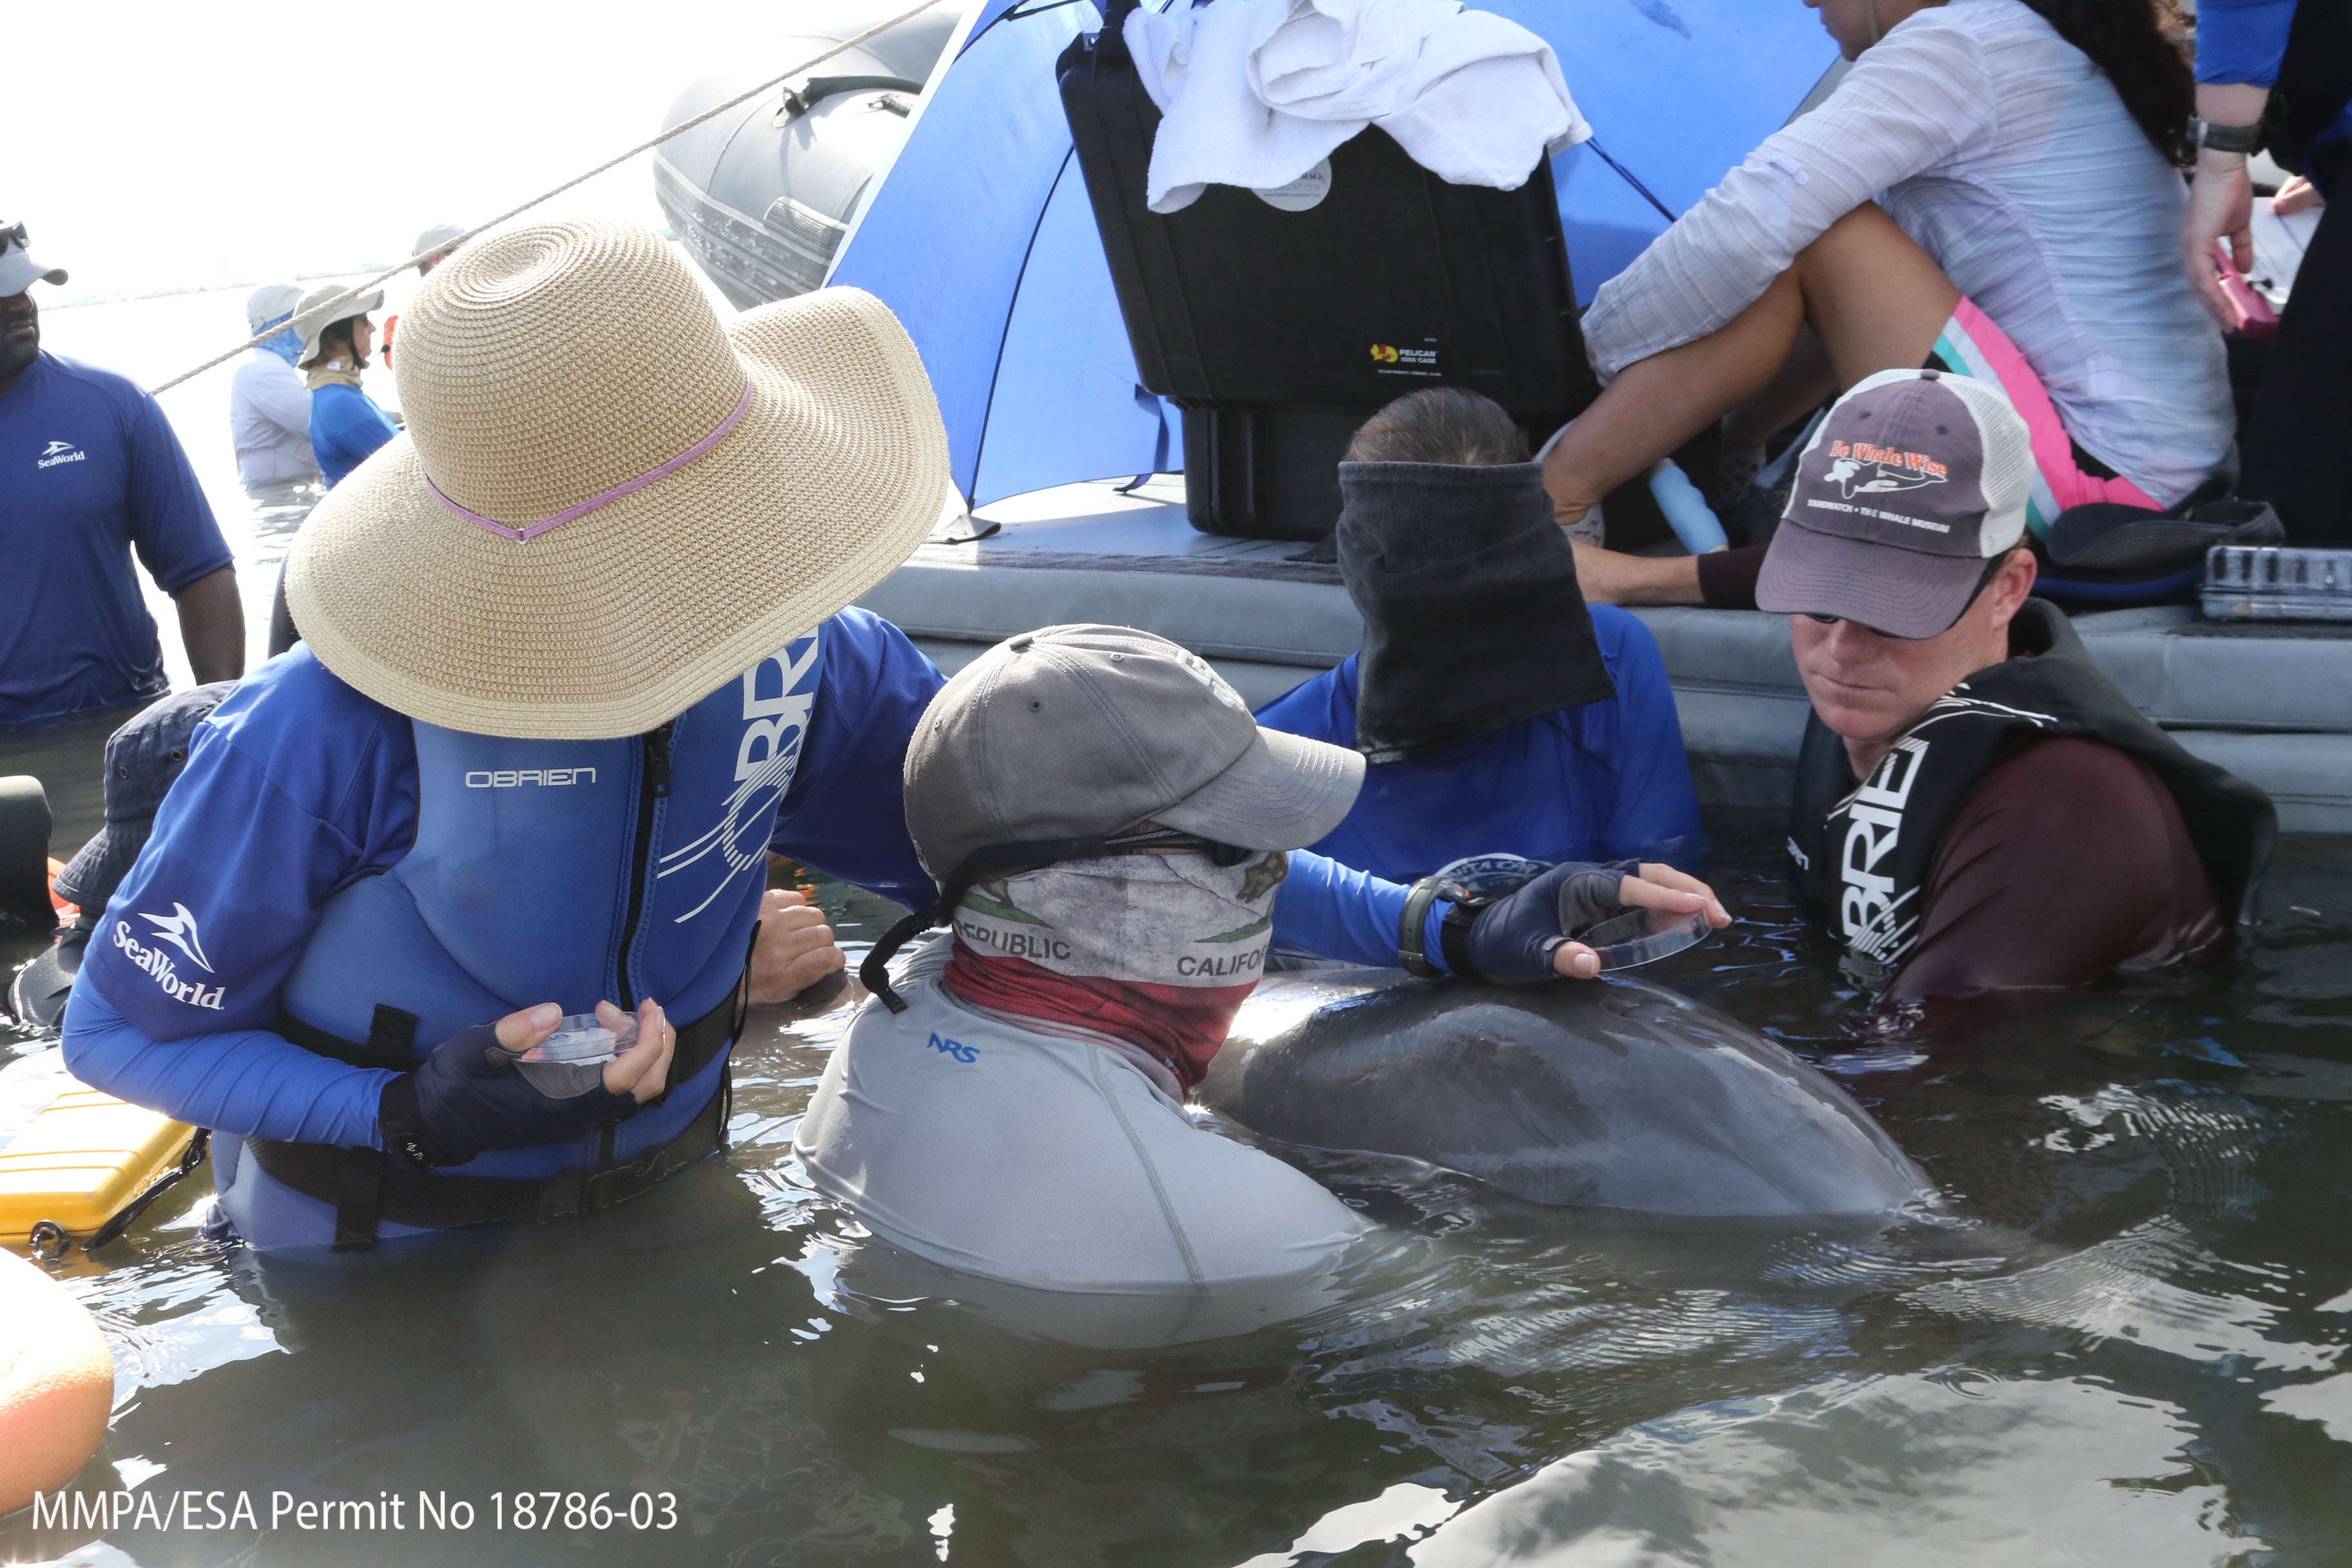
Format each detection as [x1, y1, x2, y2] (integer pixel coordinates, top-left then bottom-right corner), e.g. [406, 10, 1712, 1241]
[1756, 368, 2035, 638]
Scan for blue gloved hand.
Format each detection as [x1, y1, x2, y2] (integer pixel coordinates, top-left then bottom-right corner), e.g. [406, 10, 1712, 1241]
[1462, 859, 1638, 985]
[377, 1000, 674, 1169]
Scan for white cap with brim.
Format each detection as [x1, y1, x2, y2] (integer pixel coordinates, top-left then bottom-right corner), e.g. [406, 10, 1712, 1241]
[293, 283, 386, 368]
[0, 231, 67, 297]
[414, 224, 466, 258]
[246, 281, 306, 333]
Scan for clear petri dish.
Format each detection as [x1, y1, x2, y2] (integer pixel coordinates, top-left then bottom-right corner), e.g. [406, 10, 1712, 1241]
[519, 1013, 639, 1065]
[1576, 906, 1714, 972]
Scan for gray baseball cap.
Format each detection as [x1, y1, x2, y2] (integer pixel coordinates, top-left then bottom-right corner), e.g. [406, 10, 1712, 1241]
[0, 220, 68, 296]
[1756, 368, 2034, 638]
[903, 625, 1365, 879]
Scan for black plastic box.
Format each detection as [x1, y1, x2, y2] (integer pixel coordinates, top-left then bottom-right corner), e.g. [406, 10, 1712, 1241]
[1058, 12, 1598, 540]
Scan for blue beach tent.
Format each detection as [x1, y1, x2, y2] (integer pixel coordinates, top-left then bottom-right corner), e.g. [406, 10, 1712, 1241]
[829, 0, 1838, 509]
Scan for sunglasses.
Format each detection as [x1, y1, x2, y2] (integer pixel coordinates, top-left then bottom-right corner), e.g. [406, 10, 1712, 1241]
[1801, 552, 2011, 640]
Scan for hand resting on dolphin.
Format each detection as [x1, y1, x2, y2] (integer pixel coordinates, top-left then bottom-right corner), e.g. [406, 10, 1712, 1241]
[1198, 969, 1928, 1221]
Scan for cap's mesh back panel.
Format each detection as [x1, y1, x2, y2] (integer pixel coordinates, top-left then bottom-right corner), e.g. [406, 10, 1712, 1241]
[1942, 374, 2034, 554]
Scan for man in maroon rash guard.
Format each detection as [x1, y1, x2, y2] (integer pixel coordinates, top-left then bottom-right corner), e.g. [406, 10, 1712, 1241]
[1755, 371, 2271, 1012]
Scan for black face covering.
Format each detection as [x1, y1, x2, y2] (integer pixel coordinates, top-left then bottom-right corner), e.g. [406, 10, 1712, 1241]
[1337, 460, 1615, 765]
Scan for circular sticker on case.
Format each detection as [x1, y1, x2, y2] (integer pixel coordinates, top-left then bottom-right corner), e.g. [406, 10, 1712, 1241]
[1253, 160, 1333, 212]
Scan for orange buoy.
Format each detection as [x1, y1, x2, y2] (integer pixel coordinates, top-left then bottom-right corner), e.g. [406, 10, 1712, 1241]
[0, 1249, 113, 1514]
[48, 857, 79, 924]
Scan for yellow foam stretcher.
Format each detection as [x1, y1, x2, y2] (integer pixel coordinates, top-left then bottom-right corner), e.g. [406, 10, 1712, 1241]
[0, 1083, 197, 1245]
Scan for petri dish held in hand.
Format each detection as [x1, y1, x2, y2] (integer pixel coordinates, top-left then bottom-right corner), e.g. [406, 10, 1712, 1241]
[519, 1013, 640, 1066]
[1576, 906, 1714, 972]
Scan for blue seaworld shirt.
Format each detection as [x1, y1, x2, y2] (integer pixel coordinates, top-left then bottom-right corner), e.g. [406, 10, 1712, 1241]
[64, 609, 1444, 1148]
[1255, 605, 1707, 880]
[308, 382, 399, 487]
[0, 353, 233, 726]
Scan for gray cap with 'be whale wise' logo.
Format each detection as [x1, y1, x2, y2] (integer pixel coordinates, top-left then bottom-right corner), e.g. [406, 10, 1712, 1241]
[1757, 368, 2035, 639]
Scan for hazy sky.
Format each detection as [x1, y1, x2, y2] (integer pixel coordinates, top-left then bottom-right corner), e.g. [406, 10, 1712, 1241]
[5, 0, 892, 302]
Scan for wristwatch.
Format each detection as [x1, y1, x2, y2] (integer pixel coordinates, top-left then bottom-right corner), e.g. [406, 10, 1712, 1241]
[1392, 879, 1467, 973]
[2189, 116, 2264, 155]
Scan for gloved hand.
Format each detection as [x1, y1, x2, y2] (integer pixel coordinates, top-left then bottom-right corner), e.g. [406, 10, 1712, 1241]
[1461, 861, 1730, 984]
[378, 999, 676, 1169]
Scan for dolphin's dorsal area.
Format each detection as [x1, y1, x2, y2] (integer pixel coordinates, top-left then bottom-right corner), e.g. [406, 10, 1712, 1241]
[1198, 969, 1926, 1220]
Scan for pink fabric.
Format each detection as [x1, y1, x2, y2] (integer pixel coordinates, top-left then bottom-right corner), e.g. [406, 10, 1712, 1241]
[424, 382, 753, 542]
[1937, 300, 2161, 527]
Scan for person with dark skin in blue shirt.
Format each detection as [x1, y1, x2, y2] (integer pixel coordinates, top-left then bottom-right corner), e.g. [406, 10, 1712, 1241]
[1257, 387, 1709, 887]
[0, 222, 244, 730]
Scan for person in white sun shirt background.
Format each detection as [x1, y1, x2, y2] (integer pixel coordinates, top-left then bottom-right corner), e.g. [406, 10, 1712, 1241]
[230, 281, 322, 499]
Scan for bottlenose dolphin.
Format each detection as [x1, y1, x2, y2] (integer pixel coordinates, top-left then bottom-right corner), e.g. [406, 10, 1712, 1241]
[1197, 969, 1927, 1220]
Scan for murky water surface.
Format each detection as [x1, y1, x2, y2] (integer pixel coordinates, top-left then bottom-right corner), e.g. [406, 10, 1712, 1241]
[5, 289, 2351, 1566]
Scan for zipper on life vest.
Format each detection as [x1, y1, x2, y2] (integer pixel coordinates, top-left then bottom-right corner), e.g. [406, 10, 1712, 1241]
[614, 720, 675, 1009]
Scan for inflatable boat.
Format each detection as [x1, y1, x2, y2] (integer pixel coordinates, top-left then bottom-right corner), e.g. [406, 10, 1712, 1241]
[859, 480, 2352, 834]
[651, 2, 965, 309]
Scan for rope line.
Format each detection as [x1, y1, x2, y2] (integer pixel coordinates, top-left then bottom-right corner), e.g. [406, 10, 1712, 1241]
[149, 0, 952, 395]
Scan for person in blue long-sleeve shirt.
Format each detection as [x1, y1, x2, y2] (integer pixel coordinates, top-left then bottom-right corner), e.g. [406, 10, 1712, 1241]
[2183, 0, 2352, 542]
[1256, 388, 1707, 886]
[292, 282, 398, 487]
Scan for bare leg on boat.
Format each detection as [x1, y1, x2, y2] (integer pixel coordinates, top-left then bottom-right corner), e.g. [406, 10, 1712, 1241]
[1554, 204, 1961, 605]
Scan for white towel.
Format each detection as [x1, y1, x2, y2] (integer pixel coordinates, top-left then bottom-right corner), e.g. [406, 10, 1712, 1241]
[1125, 0, 1589, 215]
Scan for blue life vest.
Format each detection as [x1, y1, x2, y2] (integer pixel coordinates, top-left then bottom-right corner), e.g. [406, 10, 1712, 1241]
[220, 630, 825, 1238]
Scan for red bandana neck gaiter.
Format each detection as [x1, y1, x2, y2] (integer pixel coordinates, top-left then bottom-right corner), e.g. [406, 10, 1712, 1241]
[938, 849, 1289, 1092]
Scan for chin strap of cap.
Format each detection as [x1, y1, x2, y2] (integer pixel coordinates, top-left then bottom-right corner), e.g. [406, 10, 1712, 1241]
[860, 829, 1252, 1013]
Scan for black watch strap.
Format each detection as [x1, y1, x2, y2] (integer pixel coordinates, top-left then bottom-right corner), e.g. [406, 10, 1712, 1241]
[2191, 115, 2264, 155]
[1438, 900, 1482, 980]
[1402, 874, 1493, 980]
[1400, 874, 1458, 978]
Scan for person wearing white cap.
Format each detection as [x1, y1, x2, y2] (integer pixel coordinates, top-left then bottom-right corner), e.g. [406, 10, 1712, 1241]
[229, 281, 321, 491]
[0, 220, 243, 729]
[293, 282, 397, 487]
[57, 220, 1690, 1253]
[413, 224, 466, 277]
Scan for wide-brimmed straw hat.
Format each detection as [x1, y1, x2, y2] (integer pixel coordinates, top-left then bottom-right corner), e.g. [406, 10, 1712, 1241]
[285, 218, 951, 739]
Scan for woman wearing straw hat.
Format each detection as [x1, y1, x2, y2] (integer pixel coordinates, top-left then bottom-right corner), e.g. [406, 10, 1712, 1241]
[293, 283, 398, 488]
[56, 219, 1648, 1253]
